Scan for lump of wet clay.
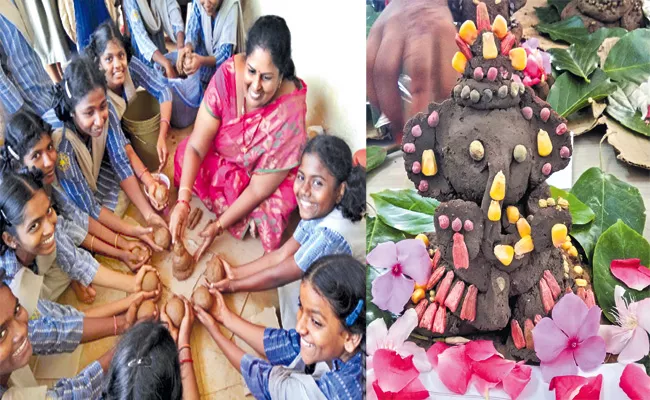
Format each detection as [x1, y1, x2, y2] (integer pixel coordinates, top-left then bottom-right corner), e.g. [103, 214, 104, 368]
[172, 241, 194, 281]
[153, 183, 169, 205]
[137, 300, 156, 321]
[192, 286, 213, 310]
[205, 256, 225, 283]
[131, 246, 149, 262]
[165, 297, 185, 327]
[153, 227, 171, 250]
[141, 271, 159, 292]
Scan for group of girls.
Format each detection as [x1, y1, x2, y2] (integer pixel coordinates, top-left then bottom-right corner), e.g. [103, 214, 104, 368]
[0, 3, 367, 399]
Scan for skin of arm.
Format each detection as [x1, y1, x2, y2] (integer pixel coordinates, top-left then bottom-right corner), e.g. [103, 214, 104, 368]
[229, 238, 300, 280]
[176, 32, 185, 50]
[92, 264, 160, 294]
[82, 297, 140, 342]
[83, 292, 151, 318]
[151, 50, 177, 79]
[223, 256, 303, 293]
[121, 145, 167, 228]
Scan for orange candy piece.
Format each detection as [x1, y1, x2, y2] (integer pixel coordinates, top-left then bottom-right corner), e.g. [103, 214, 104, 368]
[509, 48, 527, 71]
[492, 15, 508, 39]
[452, 52, 468, 74]
[459, 20, 478, 45]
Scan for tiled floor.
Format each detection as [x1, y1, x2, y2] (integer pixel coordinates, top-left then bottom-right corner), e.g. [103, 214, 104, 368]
[37, 122, 283, 397]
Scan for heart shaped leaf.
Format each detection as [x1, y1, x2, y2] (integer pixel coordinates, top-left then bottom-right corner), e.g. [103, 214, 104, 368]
[549, 186, 595, 225]
[603, 29, 650, 85]
[371, 189, 440, 235]
[606, 83, 650, 137]
[367, 146, 388, 172]
[537, 16, 589, 44]
[547, 69, 617, 117]
[366, 215, 409, 253]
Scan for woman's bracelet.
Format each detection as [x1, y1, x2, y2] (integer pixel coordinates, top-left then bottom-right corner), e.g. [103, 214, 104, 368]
[178, 344, 191, 353]
[160, 117, 171, 127]
[215, 219, 224, 236]
[90, 235, 95, 253]
[176, 199, 191, 211]
[180, 358, 193, 365]
[114, 234, 119, 248]
[137, 168, 149, 181]
[178, 187, 192, 199]
[113, 315, 118, 336]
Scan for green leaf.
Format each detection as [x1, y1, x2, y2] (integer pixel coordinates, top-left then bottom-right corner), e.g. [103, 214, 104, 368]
[548, 0, 572, 12]
[548, 46, 598, 82]
[547, 69, 617, 117]
[606, 83, 650, 137]
[549, 186, 595, 225]
[366, 146, 388, 172]
[366, 264, 396, 326]
[592, 220, 650, 322]
[366, 5, 381, 38]
[366, 215, 409, 254]
[370, 189, 440, 235]
[535, 6, 560, 24]
[603, 29, 650, 85]
[569, 167, 646, 260]
[537, 16, 589, 44]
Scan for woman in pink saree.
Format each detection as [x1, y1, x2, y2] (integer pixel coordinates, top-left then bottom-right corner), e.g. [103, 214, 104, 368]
[170, 15, 307, 258]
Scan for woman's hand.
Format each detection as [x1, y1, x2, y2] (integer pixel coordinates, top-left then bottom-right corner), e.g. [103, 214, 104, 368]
[121, 294, 144, 333]
[211, 278, 235, 294]
[178, 297, 194, 347]
[169, 201, 191, 244]
[136, 230, 164, 253]
[194, 220, 222, 263]
[156, 133, 169, 173]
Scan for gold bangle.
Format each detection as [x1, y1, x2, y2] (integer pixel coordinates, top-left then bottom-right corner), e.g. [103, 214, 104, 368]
[215, 219, 224, 236]
[178, 187, 192, 198]
[90, 235, 95, 253]
[114, 234, 119, 248]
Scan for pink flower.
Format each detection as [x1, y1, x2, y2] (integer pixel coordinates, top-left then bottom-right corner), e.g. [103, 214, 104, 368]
[532, 293, 606, 382]
[619, 363, 650, 399]
[548, 374, 603, 400]
[610, 258, 650, 291]
[598, 285, 650, 363]
[370, 352, 429, 400]
[521, 38, 551, 87]
[368, 240, 431, 314]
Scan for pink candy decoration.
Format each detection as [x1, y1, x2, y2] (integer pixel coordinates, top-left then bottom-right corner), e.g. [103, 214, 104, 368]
[556, 123, 567, 135]
[412, 125, 422, 137]
[438, 215, 450, 229]
[418, 180, 429, 192]
[487, 67, 498, 81]
[540, 108, 550, 122]
[412, 161, 422, 173]
[522, 107, 533, 120]
[464, 220, 474, 231]
[473, 67, 484, 80]
[428, 111, 439, 127]
[560, 146, 570, 159]
[403, 143, 416, 153]
[542, 163, 552, 175]
[452, 217, 462, 232]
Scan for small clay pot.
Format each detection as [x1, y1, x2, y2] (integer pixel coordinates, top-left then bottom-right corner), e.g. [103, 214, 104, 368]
[137, 300, 156, 321]
[192, 286, 213, 310]
[141, 271, 159, 292]
[165, 297, 185, 327]
[205, 256, 225, 283]
[153, 184, 169, 205]
[153, 227, 171, 250]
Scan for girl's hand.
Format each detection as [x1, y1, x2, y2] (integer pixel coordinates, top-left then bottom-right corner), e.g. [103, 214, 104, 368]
[71, 281, 96, 304]
[211, 278, 234, 294]
[146, 181, 169, 211]
[156, 133, 169, 173]
[169, 202, 191, 244]
[133, 266, 161, 298]
[119, 247, 149, 272]
[192, 302, 218, 333]
[122, 295, 144, 333]
[162, 59, 178, 79]
[123, 239, 151, 254]
[137, 231, 164, 253]
[184, 53, 201, 75]
[222, 258, 237, 280]
[160, 303, 179, 343]
[206, 287, 232, 324]
[177, 46, 192, 74]
[178, 297, 194, 347]
[194, 220, 222, 263]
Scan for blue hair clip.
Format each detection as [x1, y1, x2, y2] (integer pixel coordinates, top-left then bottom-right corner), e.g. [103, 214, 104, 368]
[345, 299, 364, 327]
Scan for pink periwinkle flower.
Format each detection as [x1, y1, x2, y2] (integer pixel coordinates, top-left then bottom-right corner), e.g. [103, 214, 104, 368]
[521, 38, 551, 87]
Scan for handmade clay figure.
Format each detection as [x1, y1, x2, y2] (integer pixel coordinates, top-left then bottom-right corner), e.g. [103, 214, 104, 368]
[172, 241, 194, 281]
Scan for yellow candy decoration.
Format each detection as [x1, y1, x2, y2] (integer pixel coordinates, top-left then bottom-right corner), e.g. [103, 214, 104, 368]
[509, 48, 527, 71]
[482, 32, 498, 60]
[537, 129, 552, 157]
[516, 218, 531, 237]
[488, 200, 501, 221]
[421, 149, 438, 176]
[459, 20, 478, 45]
[490, 171, 506, 201]
[494, 245, 515, 266]
[492, 15, 508, 39]
[551, 224, 568, 248]
[506, 206, 520, 224]
[452, 52, 468, 74]
[514, 236, 534, 256]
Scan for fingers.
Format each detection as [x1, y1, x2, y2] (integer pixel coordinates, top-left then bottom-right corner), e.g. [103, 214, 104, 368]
[433, 22, 459, 103]
[87, 284, 97, 297]
[374, 25, 406, 130]
[193, 239, 210, 264]
[366, 24, 383, 109]
[403, 33, 435, 121]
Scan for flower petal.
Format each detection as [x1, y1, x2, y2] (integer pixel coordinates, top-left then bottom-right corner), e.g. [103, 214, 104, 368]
[367, 318, 389, 356]
[367, 241, 398, 270]
[574, 335, 606, 372]
[465, 340, 501, 361]
[437, 345, 472, 394]
[472, 375, 499, 398]
[540, 348, 579, 382]
[635, 298, 650, 333]
[619, 363, 650, 400]
[503, 363, 533, 400]
[386, 308, 418, 349]
[617, 326, 649, 364]
[573, 374, 603, 400]
[610, 258, 650, 291]
[576, 305, 602, 342]
[367, 371, 378, 400]
[371, 271, 414, 314]
[552, 293, 588, 339]
[396, 239, 431, 284]
[598, 324, 632, 355]
[614, 285, 627, 313]
[372, 377, 430, 400]
[471, 354, 516, 383]
[399, 341, 432, 373]
[533, 318, 569, 362]
[373, 349, 419, 393]
[549, 375, 588, 400]
[426, 342, 450, 369]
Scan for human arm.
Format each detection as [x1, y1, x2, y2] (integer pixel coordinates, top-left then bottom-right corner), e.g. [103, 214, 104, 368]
[123, 0, 174, 75]
[175, 299, 200, 400]
[215, 253, 303, 293]
[0, 43, 25, 114]
[226, 237, 300, 280]
[47, 359, 107, 399]
[92, 264, 161, 295]
[167, 0, 185, 48]
[183, 44, 233, 75]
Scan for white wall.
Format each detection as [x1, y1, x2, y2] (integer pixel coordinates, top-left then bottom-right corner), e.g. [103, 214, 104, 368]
[241, 0, 366, 152]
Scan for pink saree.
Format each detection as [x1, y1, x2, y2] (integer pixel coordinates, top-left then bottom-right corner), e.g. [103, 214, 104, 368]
[174, 58, 307, 251]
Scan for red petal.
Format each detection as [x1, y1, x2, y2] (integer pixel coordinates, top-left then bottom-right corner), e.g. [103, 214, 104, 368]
[437, 345, 472, 394]
[465, 340, 501, 361]
[472, 375, 499, 398]
[373, 379, 430, 400]
[620, 363, 650, 400]
[471, 355, 516, 383]
[426, 342, 450, 369]
[503, 363, 533, 400]
[548, 374, 603, 400]
[573, 374, 602, 400]
[611, 258, 650, 291]
[373, 349, 420, 393]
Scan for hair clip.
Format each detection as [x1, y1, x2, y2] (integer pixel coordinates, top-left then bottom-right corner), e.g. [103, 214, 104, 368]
[64, 80, 72, 99]
[6, 146, 19, 161]
[127, 356, 152, 368]
[0, 209, 10, 226]
[345, 299, 364, 327]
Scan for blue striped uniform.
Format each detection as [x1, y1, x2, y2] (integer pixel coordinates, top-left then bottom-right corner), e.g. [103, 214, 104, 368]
[293, 216, 353, 273]
[56, 102, 134, 219]
[127, 56, 173, 104]
[0, 14, 60, 127]
[50, 185, 89, 246]
[240, 328, 363, 399]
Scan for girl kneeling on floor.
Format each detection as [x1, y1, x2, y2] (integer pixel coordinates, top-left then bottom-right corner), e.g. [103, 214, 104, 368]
[194, 254, 364, 400]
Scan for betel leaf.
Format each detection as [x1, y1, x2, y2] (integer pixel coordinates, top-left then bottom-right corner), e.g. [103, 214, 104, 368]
[547, 69, 616, 117]
[535, 6, 561, 24]
[537, 16, 589, 44]
[366, 215, 409, 253]
[603, 29, 650, 85]
[592, 220, 650, 322]
[367, 264, 396, 326]
[366, 146, 388, 172]
[549, 186, 595, 225]
[569, 167, 646, 260]
[370, 189, 440, 235]
[606, 83, 650, 137]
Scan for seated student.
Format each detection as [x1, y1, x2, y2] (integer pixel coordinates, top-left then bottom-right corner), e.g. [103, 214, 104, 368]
[212, 135, 365, 329]
[104, 303, 200, 399]
[194, 255, 364, 400]
[0, 270, 154, 399]
[51, 55, 168, 232]
[0, 4, 61, 127]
